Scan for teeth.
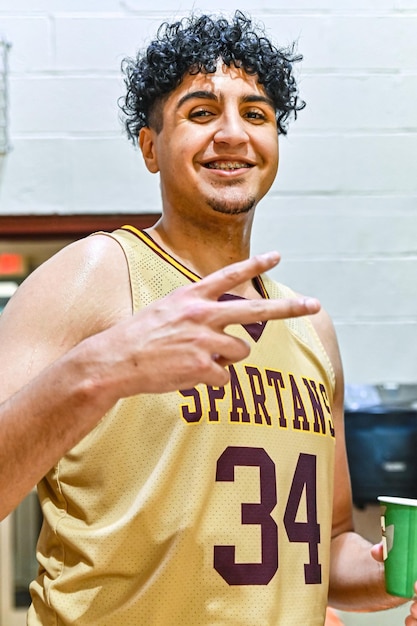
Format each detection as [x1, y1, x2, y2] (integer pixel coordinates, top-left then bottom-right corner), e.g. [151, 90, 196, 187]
[205, 161, 250, 170]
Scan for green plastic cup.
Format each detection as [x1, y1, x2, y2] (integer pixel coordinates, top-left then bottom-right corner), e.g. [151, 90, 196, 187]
[378, 495, 417, 598]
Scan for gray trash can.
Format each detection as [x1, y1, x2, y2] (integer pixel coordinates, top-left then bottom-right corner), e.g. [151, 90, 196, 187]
[344, 383, 417, 508]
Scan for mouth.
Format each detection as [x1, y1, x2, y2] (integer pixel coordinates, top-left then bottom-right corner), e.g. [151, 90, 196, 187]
[203, 160, 253, 171]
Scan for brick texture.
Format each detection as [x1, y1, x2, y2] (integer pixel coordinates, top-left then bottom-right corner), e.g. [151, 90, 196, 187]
[0, 1, 415, 385]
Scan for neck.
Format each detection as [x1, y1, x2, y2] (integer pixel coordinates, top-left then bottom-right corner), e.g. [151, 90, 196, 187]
[145, 214, 260, 298]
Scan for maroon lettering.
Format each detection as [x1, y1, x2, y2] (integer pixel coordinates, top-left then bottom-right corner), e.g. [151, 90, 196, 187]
[214, 446, 278, 585]
[289, 374, 310, 431]
[179, 388, 202, 423]
[214, 448, 323, 586]
[266, 369, 287, 427]
[207, 386, 226, 422]
[245, 366, 271, 425]
[229, 365, 250, 423]
[284, 453, 322, 584]
[302, 378, 326, 434]
[319, 384, 335, 438]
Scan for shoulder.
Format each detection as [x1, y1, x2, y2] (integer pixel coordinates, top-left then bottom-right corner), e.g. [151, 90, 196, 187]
[17, 232, 132, 329]
[0, 233, 133, 397]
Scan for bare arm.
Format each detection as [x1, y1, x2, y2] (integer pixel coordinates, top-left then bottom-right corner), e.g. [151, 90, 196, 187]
[0, 234, 132, 519]
[0, 239, 320, 520]
[310, 308, 417, 621]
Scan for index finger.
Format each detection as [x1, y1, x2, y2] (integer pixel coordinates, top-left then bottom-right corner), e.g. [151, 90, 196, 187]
[195, 252, 281, 299]
[213, 295, 321, 328]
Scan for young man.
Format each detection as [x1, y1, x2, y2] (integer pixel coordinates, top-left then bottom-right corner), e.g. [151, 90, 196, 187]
[1, 11, 416, 626]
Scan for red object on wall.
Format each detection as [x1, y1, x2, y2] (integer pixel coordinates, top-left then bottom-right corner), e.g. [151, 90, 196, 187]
[0, 253, 25, 276]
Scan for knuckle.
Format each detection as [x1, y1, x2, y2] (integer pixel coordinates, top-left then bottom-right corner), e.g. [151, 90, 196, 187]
[183, 301, 212, 323]
[239, 338, 251, 358]
[193, 329, 214, 351]
[191, 350, 213, 374]
[231, 338, 251, 362]
[248, 299, 266, 314]
[222, 265, 240, 283]
[212, 369, 230, 387]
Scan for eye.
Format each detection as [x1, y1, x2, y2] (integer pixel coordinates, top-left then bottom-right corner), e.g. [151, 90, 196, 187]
[189, 108, 216, 122]
[244, 108, 268, 123]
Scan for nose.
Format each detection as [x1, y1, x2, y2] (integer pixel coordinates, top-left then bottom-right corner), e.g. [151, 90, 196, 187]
[213, 110, 249, 146]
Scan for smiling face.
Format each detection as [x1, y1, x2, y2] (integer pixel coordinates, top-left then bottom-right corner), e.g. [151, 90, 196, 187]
[139, 63, 279, 225]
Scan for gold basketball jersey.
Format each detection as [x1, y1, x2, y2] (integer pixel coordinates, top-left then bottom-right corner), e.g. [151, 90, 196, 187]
[29, 227, 336, 626]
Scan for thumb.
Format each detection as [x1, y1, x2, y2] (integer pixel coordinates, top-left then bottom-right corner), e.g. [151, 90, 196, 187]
[371, 542, 384, 563]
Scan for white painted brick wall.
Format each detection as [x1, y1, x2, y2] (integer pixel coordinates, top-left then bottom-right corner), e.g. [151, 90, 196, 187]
[0, 1, 415, 385]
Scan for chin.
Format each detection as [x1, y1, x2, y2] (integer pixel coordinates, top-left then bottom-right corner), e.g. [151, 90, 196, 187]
[208, 196, 256, 215]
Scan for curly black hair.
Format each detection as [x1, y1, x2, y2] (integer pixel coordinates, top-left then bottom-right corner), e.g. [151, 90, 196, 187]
[119, 10, 305, 143]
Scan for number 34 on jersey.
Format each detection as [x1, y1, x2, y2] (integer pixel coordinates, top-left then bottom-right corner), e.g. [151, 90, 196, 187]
[213, 446, 322, 587]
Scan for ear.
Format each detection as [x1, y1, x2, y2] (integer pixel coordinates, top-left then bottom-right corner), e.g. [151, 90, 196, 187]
[139, 127, 159, 173]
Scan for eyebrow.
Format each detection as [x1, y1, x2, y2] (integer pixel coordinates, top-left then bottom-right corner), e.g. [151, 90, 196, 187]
[176, 90, 217, 109]
[176, 90, 275, 110]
